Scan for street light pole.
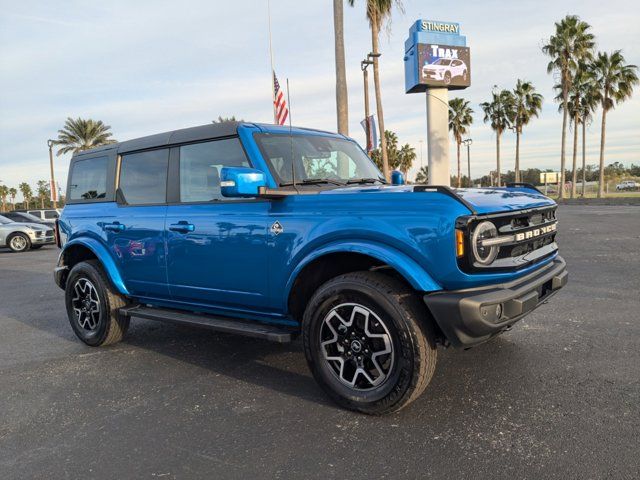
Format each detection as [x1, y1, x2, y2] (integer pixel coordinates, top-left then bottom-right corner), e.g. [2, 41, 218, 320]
[462, 139, 472, 187]
[47, 139, 57, 209]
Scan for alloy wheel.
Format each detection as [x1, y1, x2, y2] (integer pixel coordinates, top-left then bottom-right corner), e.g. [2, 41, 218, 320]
[10, 235, 27, 251]
[320, 303, 394, 391]
[71, 278, 101, 331]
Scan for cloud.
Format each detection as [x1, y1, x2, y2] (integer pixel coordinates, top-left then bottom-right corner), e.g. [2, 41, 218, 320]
[1, 0, 639, 198]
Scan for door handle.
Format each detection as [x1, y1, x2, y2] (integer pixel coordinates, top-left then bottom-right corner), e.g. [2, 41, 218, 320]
[169, 222, 195, 233]
[103, 222, 125, 232]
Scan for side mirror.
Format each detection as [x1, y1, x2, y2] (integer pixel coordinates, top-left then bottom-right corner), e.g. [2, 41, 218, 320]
[391, 170, 405, 186]
[220, 167, 267, 198]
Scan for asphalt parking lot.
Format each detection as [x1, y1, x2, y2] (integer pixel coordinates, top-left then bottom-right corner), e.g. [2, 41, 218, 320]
[1, 205, 639, 479]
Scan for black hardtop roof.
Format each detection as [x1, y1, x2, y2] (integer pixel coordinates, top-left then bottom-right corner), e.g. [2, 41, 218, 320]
[72, 122, 342, 159]
[74, 122, 241, 158]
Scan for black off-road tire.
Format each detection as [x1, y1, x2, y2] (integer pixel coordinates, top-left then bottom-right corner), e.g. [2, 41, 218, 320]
[7, 233, 31, 252]
[65, 260, 130, 346]
[303, 271, 437, 415]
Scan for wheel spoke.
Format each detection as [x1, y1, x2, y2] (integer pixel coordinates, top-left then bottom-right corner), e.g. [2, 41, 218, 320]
[319, 303, 395, 391]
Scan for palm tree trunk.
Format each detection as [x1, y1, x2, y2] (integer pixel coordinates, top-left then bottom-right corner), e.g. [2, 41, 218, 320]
[457, 140, 461, 187]
[571, 114, 578, 198]
[333, 0, 348, 136]
[560, 86, 569, 199]
[598, 101, 607, 198]
[496, 133, 501, 187]
[370, 12, 389, 182]
[515, 128, 521, 183]
[581, 120, 586, 197]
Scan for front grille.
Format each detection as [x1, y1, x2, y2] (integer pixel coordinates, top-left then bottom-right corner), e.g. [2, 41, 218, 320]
[458, 206, 559, 272]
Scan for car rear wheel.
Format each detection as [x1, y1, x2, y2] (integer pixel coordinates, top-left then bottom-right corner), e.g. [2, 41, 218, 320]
[65, 260, 130, 346]
[303, 271, 437, 415]
[7, 233, 31, 252]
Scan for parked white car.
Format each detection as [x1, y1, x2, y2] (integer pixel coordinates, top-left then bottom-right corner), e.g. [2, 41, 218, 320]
[616, 180, 638, 191]
[0, 214, 55, 252]
[422, 58, 468, 85]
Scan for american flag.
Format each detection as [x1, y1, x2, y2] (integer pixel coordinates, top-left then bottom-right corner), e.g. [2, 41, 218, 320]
[273, 71, 289, 125]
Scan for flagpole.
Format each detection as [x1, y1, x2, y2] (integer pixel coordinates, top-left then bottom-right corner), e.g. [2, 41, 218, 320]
[267, 0, 277, 124]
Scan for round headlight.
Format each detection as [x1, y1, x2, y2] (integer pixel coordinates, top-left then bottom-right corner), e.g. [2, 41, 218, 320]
[472, 221, 499, 265]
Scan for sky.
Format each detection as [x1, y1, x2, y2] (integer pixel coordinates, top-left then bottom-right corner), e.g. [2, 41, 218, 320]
[1, 0, 639, 200]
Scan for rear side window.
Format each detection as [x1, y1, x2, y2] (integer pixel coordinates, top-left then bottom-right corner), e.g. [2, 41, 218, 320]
[69, 156, 108, 200]
[44, 211, 59, 219]
[179, 138, 250, 202]
[119, 149, 169, 205]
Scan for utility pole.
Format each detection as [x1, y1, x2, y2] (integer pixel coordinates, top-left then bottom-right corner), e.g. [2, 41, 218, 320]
[47, 139, 57, 208]
[361, 55, 374, 152]
[462, 138, 472, 187]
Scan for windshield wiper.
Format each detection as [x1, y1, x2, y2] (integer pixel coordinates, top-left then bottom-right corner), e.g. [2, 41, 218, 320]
[280, 178, 346, 187]
[346, 177, 386, 185]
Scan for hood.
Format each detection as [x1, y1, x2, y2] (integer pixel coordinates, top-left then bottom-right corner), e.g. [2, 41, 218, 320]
[9, 222, 51, 231]
[453, 187, 555, 214]
[318, 185, 555, 215]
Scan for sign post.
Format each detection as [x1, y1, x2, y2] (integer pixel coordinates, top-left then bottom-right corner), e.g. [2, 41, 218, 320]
[404, 20, 470, 186]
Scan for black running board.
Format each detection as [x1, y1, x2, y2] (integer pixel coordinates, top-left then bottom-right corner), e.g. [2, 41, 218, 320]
[119, 305, 296, 343]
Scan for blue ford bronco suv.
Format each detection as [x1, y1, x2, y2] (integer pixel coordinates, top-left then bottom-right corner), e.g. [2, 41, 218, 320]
[55, 122, 567, 414]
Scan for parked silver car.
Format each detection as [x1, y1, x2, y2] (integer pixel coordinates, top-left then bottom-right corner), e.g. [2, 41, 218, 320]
[0, 214, 55, 252]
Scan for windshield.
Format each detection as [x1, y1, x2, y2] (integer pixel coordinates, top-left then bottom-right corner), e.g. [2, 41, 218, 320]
[15, 212, 42, 222]
[255, 134, 384, 185]
[0, 215, 14, 224]
[432, 59, 452, 66]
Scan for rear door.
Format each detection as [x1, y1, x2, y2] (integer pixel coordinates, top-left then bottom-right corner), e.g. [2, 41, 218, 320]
[109, 148, 170, 299]
[165, 137, 270, 315]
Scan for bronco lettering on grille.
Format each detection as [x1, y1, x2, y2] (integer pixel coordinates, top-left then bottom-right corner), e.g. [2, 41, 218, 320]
[515, 223, 557, 242]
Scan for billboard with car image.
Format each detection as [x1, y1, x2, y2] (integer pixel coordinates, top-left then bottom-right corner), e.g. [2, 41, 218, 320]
[418, 43, 471, 88]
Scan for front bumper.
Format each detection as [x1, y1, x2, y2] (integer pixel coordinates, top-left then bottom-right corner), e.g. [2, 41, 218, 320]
[31, 233, 55, 245]
[424, 256, 568, 347]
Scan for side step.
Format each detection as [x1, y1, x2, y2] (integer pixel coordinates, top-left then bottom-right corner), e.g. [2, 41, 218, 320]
[119, 305, 296, 343]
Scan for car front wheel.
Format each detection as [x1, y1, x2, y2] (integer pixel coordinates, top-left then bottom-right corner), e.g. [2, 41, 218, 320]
[303, 271, 437, 415]
[7, 233, 31, 252]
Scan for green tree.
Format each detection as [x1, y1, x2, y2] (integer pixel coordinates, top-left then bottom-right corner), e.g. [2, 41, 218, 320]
[448, 98, 474, 187]
[19, 182, 32, 209]
[415, 165, 428, 183]
[36, 180, 50, 209]
[589, 50, 638, 197]
[348, 0, 403, 182]
[8, 187, 17, 210]
[53, 117, 116, 156]
[509, 80, 543, 182]
[370, 130, 415, 175]
[0, 185, 8, 211]
[480, 89, 513, 186]
[542, 15, 595, 199]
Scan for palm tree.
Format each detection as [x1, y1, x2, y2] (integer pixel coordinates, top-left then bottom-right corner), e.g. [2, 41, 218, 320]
[480, 89, 513, 187]
[589, 51, 639, 197]
[37, 180, 50, 209]
[212, 116, 243, 123]
[0, 185, 8, 211]
[333, 0, 349, 135]
[542, 15, 594, 199]
[19, 182, 32, 209]
[415, 165, 428, 183]
[558, 66, 597, 197]
[9, 187, 17, 210]
[448, 98, 474, 187]
[348, 0, 402, 182]
[510, 80, 543, 183]
[53, 117, 116, 156]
